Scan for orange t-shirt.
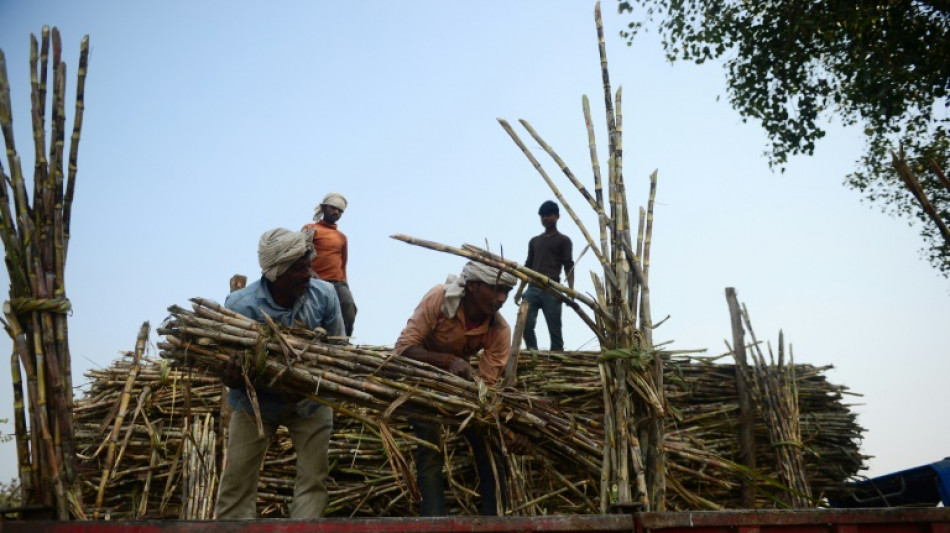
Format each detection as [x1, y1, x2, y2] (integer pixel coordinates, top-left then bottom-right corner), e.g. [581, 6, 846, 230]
[394, 284, 511, 384]
[302, 220, 347, 282]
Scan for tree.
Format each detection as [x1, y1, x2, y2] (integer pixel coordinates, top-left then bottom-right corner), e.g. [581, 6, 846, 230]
[618, 1, 950, 276]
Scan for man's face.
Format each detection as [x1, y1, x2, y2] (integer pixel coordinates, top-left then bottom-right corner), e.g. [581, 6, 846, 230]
[541, 212, 559, 230]
[467, 281, 511, 316]
[322, 205, 343, 224]
[271, 255, 313, 299]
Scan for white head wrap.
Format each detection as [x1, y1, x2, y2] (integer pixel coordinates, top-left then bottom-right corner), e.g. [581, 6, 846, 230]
[313, 192, 348, 222]
[441, 261, 519, 317]
[258, 228, 314, 282]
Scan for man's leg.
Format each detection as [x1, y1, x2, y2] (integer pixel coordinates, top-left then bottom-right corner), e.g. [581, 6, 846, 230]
[540, 292, 564, 351]
[522, 287, 542, 350]
[215, 410, 276, 518]
[333, 282, 357, 338]
[463, 428, 507, 516]
[411, 418, 446, 516]
[285, 405, 334, 518]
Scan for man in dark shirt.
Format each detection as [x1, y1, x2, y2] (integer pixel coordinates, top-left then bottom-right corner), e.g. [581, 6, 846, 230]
[515, 200, 574, 351]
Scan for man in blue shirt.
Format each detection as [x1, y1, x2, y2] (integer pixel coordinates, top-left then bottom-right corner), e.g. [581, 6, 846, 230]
[215, 228, 344, 519]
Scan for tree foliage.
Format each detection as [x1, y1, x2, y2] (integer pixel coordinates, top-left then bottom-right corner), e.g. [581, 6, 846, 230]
[618, 0, 950, 275]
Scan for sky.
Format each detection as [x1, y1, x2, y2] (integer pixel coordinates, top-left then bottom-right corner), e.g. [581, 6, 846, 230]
[0, 1, 947, 487]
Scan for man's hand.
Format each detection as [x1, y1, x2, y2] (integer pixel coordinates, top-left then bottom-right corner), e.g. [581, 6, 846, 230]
[402, 346, 474, 381]
[513, 280, 526, 305]
[220, 352, 244, 389]
[503, 430, 532, 455]
[445, 355, 474, 381]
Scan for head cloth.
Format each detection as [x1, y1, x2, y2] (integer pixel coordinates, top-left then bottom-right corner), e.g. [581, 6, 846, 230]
[441, 261, 518, 317]
[313, 192, 348, 222]
[258, 228, 314, 282]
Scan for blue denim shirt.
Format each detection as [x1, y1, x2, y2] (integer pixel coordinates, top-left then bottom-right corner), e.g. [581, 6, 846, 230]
[225, 276, 344, 422]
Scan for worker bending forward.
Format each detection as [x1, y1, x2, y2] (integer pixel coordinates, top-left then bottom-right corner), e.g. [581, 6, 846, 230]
[395, 261, 529, 516]
[215, 228, 344, 519]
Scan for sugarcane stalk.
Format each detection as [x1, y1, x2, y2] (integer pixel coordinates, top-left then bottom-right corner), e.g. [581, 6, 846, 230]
[582, 95, 610, 266]
[94, 323, 147, 517]
[396, 238, 608, 347]
[4, 310, 33, 502]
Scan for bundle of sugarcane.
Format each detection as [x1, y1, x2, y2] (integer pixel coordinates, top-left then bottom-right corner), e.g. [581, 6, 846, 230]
[737, 328, 814, 507]
[0, 27, 89, 519]
[156, 297, 605, 480]
[159, 298, 604, 469]
[514, 350, 865, 510]
[660, 358, 864, 509]
[182, 413, 217, 519]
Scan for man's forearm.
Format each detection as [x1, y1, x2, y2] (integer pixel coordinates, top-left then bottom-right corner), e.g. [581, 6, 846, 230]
[402, 345, 472, 380]
[402, 345, 452, 370]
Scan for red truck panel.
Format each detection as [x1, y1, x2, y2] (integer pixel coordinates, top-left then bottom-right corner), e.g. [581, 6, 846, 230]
[0, 509, 946, 533]
[635, 509, 950, 533]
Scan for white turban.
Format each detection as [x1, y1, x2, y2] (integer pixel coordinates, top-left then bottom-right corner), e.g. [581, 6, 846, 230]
[441, 261, 519, 317]
[258, 228, 314, 282]
[313, 192, 348, 222]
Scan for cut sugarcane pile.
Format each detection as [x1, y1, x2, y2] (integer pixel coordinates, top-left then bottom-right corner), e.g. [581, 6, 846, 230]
[71, 300, 865, 518]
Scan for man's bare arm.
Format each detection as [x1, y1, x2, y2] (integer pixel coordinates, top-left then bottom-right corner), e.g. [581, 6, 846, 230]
[402, 345, 474, 380]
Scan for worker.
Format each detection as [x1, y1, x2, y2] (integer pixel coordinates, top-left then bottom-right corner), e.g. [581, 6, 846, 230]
[514, 200, 574, 351]
[302, 192, 357, 338]
[215, 228, 344, 519]
[395, 261, 530, 516]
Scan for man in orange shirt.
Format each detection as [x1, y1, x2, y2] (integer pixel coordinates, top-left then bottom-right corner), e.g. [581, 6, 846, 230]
[302, 193, 356, 338]
[395, 261, 528, 516]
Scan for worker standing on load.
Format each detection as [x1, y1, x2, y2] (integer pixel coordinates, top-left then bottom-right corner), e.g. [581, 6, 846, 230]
[515, 200, 574, 351]
[215, 228, 344, 519]
[395, 261, 531, 516]
[302, 192, 357, 338]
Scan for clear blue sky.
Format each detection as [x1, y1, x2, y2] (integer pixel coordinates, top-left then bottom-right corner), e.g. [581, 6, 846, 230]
[1, 1, 947, 486]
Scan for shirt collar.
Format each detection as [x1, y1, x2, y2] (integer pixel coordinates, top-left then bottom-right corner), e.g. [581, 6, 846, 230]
[255, 275, 307, 312]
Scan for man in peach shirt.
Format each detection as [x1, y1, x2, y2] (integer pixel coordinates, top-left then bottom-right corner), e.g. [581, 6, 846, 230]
[395, 261, 528, 516]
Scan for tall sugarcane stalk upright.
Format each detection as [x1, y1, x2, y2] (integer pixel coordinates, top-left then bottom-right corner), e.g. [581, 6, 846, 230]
[0, 27, 89, 519]
[500, 2, 664, 512]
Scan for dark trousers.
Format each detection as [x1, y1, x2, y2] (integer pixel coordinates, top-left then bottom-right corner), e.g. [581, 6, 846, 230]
[411, 419, 506, 516]
[330, 281, 357, 338]
[523, 285, 564, 351]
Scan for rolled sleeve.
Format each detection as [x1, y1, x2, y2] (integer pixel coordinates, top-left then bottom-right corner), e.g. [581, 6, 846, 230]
[394, 285, 442, 356]
[478, 322, 511, 385]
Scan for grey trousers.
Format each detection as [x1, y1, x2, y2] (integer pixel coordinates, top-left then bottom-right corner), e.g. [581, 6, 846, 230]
[330, 281, 357, 338]
[214, 406, 333, 518]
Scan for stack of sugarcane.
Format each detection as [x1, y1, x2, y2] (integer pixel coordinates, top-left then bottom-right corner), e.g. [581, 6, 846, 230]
[505, 349, 865, 510]
[0, 27, 89, 519]
[73, 337, 427, 518]
[71, 331, 863, 518]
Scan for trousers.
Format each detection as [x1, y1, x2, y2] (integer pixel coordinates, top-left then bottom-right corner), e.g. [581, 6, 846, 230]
[215, 405, 333, 518]
[522, 285, 564, 351]
[330, 281, 357, 338]
[411, 419, 506, 516]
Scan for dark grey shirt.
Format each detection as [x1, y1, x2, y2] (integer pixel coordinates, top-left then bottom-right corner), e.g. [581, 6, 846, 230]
[525, 231, 573, 282]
